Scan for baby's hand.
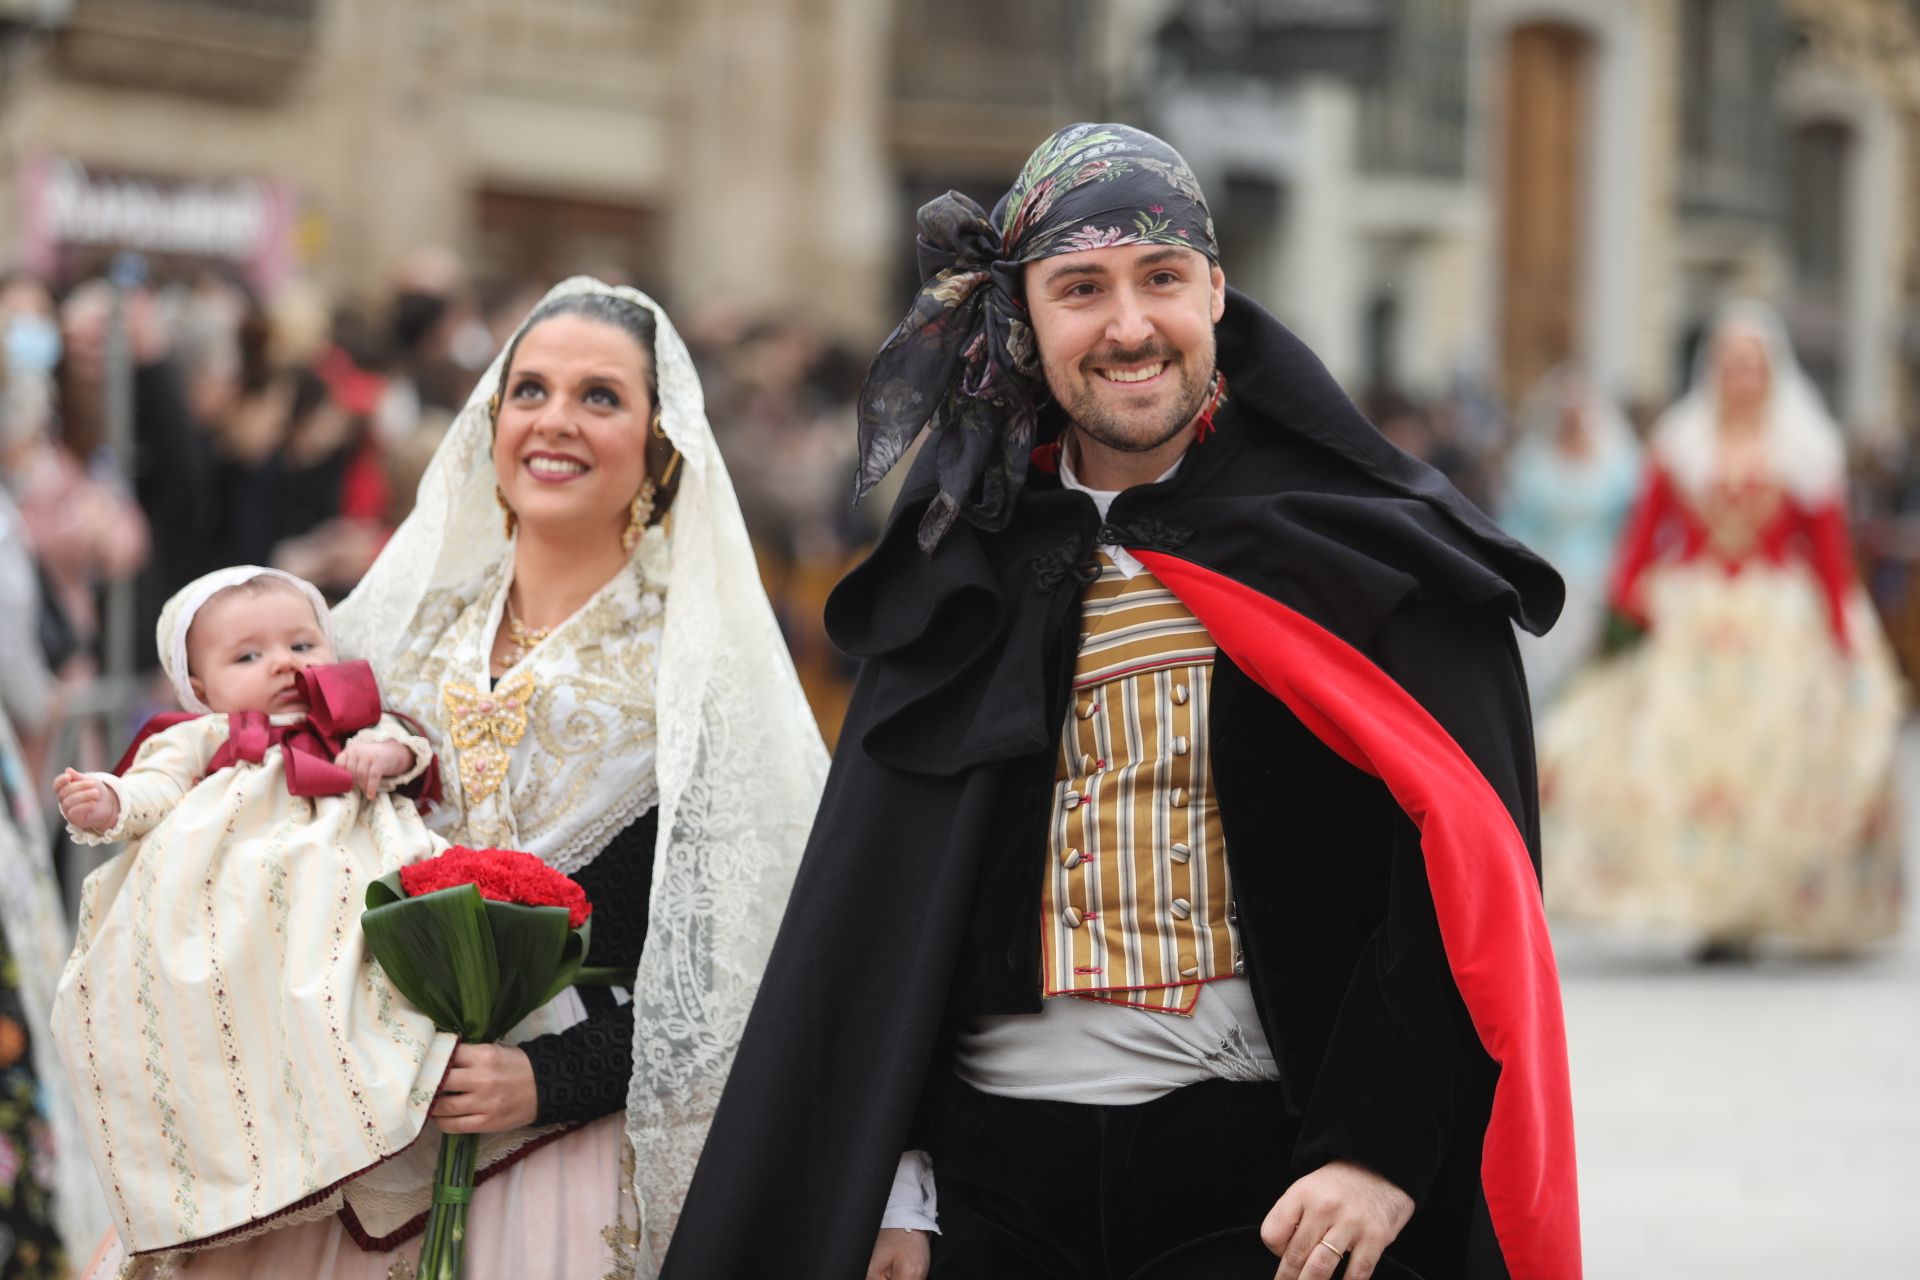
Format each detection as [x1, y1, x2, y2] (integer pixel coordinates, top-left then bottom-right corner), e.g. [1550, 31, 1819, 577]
[335, 740, 418, 799]
[55, 768, 121, 833]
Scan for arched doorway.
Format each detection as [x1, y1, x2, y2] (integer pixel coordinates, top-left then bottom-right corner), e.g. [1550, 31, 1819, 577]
[1498, 20, 1595, 404]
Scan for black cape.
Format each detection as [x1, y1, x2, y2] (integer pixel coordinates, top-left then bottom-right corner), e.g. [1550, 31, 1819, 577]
[663, 290, 1582, 1280]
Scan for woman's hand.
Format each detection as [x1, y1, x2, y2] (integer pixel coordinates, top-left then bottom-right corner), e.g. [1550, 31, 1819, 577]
[865, 1228, 930, 1280]
[55, 768, 119, 833]
[430, 1043, 539, 1134]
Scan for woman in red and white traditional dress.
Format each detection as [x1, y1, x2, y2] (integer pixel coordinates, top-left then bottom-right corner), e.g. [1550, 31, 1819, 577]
[1540, 302, 1904, 955]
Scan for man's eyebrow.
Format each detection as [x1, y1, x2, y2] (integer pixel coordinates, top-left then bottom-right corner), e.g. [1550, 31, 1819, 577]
[1041, 261, 1111, 289]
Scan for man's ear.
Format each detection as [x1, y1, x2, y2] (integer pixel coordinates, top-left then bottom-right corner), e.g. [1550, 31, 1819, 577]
[1209, 263, 1227, 324]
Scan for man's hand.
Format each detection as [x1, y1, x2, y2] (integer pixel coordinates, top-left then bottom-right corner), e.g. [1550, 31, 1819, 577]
[1262, 1160, 1414, 1280]
[55, 768, 120, 833]
[334, 739, 417, 798]
[865, 1228, 930, 1280]
[429, 1043, 538, 1134]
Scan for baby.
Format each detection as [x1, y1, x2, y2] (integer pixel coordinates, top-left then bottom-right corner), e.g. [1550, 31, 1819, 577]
[56, 569, 416, 831]
[49, 566, 456, 1256]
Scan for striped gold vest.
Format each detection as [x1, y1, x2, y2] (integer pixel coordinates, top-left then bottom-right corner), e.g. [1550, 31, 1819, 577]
[1040, 553, 1245, 1015]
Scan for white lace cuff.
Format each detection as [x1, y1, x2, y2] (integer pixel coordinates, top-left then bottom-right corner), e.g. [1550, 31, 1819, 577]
[65, 772, 135, 846]
[879, 1149, 938, 1233]
[346, 716, 435, 789]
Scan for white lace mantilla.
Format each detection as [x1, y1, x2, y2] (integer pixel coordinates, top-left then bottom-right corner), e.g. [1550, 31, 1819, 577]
[335, 277, 828, 1273]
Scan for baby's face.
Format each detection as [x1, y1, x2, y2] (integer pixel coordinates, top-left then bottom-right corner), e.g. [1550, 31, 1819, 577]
[185, 587, 336, 714]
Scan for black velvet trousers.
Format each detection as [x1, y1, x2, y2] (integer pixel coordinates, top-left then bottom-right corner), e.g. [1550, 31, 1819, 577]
[925, 1076, 1309, 1280]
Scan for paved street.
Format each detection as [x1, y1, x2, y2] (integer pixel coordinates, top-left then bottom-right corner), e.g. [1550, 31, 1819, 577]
[1559, 727, 1920, 1277]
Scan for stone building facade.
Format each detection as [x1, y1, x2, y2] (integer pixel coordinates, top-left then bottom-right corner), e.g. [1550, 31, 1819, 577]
[2, 0, 1915, 421]
[1119, 0, 1920, 428]
[0, 0, 902, 338]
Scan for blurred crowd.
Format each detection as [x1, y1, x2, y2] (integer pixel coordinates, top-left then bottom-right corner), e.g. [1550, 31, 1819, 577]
[0, 252, 887, 796]
[7, 254, 1920, 803]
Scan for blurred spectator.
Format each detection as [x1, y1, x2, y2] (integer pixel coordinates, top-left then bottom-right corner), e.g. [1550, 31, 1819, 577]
[8, 254, 895, 748]
[0, 334, 57, 749]
[1366, 389, 1433, 461]
[1853, 423, 1920, 685]
[1366, 388, 1502, 514]
[694, 316, 866, 741]
[1495, 364, 1641, 706]
[60, 275, 221, 671]
[1, 275, 151, 780]
[6, 281, 149, 659]
[266, 365, 391, 598]
[377, 247, 495, 445]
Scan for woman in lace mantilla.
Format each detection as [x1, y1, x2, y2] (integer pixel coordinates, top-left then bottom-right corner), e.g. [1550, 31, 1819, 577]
[89, 280, 827, 1280]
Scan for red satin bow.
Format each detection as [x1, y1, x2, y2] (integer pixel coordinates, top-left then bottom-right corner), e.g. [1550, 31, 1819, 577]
[114, 660, 442, 808]
[207, 661, 381, 796]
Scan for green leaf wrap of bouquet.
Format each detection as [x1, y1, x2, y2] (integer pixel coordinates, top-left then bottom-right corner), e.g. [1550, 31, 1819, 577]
[360, 848, 593, 1280]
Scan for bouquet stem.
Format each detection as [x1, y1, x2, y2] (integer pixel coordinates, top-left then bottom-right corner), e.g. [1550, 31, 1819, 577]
[415, 1129, 480, 1280]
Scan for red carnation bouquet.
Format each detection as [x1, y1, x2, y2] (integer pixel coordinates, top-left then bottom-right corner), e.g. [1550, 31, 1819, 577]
[398, 847, 592, 928]
[361, 846, 595, 1280]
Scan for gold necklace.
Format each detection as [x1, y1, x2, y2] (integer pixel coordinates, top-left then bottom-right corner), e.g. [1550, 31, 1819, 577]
[497, 601, 554, 670]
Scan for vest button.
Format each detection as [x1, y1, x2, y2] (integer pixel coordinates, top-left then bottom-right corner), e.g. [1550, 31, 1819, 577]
[1062, 848, 1084, 870]
[1064, 790, 1084, 810]
[1180, 962, 1199, 978]
[1172, 735, 1190, 757]
[1173, 682, 1190, 706]
[1227, 899, 1239, 924]
[1170, 842, 1192, 863]
[1079, 753, 1094, 775]
[1171, 787, 1188, 809]
[1171, 898, 1192, 920]
[1063, 906, 1085, 928]
[1234, 955, 1246, 975]
[1077, 700, 1099, 720]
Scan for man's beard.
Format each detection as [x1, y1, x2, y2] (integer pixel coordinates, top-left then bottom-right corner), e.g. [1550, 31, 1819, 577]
[1051, 339, 1215, 455]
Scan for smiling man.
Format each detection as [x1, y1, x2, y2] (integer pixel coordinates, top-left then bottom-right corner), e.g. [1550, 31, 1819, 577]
[665, 124, 1581, 1280]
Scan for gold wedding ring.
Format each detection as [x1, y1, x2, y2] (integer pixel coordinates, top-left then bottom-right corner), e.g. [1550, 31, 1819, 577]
[1315, 1239, 1346, 1258]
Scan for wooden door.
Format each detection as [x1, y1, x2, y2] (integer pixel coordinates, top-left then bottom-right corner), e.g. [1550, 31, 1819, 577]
[1500, 22, 1592, 404]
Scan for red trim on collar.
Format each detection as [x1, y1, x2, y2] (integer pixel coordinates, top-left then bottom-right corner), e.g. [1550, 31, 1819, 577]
[1192, 371, 1229, 443]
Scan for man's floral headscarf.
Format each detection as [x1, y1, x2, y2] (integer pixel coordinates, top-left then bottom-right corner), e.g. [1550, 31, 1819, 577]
[856, 123, 1218, 552]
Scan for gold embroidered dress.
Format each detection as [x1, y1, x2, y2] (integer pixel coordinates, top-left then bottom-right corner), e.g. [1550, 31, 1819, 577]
[51, 712, 455, 1256]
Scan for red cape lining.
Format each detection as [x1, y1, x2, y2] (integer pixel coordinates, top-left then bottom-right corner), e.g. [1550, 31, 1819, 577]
[1137, 549, 1581, 1280]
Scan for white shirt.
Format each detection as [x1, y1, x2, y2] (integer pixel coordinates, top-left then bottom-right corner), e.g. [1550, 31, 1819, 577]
[1056, 447, 1183, 580]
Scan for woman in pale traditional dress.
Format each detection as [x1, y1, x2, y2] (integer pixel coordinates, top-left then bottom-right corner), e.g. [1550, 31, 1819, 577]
[1539, 302, 1904, 956]
[85, 278, 828, 1278]
[1495, 364, 1641, 707]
